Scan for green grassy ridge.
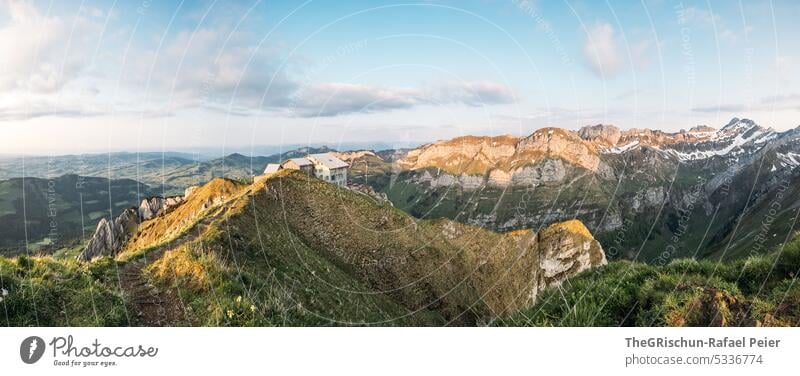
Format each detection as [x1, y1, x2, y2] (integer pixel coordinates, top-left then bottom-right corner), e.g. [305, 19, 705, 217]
[7, 169, 792, 327]
[161, 213, 437, 326]
[168, 172, 490, 325]
[121, 173, 446, 326]
[243, 172, 536, 324]
[125, 171, 603, 326]
[494, 235, 800, 327]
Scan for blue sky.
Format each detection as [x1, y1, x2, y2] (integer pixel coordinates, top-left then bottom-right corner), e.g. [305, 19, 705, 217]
[0, 0, 798, 154]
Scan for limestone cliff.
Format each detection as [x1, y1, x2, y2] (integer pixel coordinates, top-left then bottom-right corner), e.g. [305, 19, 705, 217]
[397, 128, 612, 187]
[76, 208, 140, 262]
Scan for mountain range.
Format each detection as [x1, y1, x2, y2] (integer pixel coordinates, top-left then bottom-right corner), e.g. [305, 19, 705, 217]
[2, 117, 799, 326]
[363, 118, 800, 262]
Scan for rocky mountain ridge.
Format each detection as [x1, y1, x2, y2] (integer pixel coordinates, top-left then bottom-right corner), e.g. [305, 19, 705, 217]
[397, 118, 796, 182]
[354, 118, 800, 262]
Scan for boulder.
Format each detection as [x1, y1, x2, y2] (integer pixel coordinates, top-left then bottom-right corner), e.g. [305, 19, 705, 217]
[534, 220, 607, 294]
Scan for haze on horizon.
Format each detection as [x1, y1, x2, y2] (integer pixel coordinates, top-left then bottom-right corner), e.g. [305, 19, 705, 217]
[1, 0, 798, 155]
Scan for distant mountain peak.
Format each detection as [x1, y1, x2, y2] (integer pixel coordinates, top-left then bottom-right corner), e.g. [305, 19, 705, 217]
[393, 118, 793, 174]
[578, 124, 622, 146]
[721, 117, 757, 131]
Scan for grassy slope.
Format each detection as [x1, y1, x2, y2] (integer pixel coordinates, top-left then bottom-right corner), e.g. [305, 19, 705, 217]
[0, 170, 603, 326]
[128, 171, 590, 326]
[0, 255, 127, 326]
[124, 175, 430, 326]
[495, 234, 800, 327]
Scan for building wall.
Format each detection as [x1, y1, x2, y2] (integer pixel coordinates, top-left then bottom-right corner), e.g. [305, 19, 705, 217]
[281, 157, 347, 187]
[313, 166, 347, 187]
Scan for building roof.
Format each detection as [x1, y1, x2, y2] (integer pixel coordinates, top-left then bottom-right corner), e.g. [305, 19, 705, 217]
[309, 153, 348, 169]
[263, 164, 281, 174]
[284, 157, 313, 167]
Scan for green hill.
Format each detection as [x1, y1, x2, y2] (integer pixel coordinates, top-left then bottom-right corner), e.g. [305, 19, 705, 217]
[0, 171, 605, 326]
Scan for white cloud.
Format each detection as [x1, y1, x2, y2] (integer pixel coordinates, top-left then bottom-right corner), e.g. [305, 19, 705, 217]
[127, 24, 516, 118]
[0, 0, 100, 93]
[125, 26, 297, 112]
[583, 23, 624, 77]
[432, 80, 516, 107]
[286, 80, 516, 118]
[287, 83, 418, 117]
[1, 2, 516, 122]
[582, 22, 654, 78]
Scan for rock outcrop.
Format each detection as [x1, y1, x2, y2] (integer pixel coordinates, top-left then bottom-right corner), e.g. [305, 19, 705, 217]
[578, 124, 622, 146]
[534, 220, 606, 294]
[164, 196, 184, 208]
[78, 193, 188, 261]
[138, 197, 165, 221]
[138, 196, 185, 221]
[77, 208, 140, 261]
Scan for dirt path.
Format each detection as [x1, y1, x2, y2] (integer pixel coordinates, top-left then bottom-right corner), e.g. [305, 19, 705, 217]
[119, 220, 213, 326]
[119, 247, 184, 326]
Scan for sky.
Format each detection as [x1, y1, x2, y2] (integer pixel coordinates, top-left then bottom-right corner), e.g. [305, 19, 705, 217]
[0, 0, 798, 154]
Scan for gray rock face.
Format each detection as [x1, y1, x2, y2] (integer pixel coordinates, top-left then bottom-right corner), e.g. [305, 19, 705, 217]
[531, 220, 607, 301]
[138, 196, 185, 221]
[632, 186, 667, 212]
[138, 197, 165, 221]
[77, 208, 140, 261]
[600, 210, 623, 232]
[511, 159, 567, 185]
[78, 194, 187, 262]
[578, 124, 622, 146]
[164, 196, 184, 211]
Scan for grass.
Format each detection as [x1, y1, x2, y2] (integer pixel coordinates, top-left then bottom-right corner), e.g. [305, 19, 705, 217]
[494, 234, 800, 326]
[0, 255, 127, 326]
